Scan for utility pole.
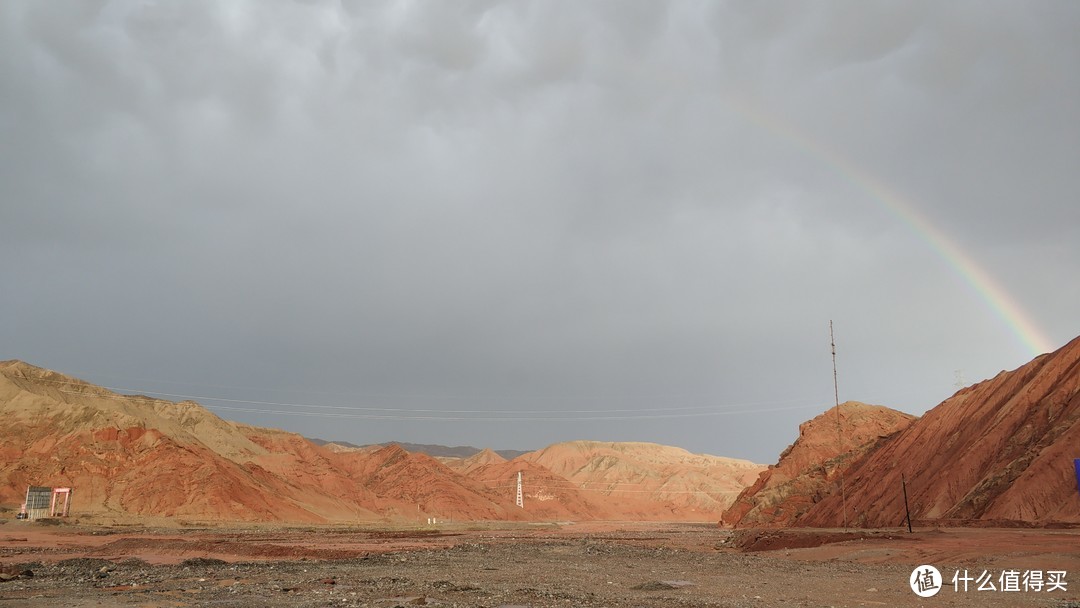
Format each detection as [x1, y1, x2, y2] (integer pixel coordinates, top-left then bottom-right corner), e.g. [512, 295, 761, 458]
[831, 321, 848, 529]
[902, 474, 913, 533]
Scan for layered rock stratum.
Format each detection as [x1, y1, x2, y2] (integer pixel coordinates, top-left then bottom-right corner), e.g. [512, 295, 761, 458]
[520, 441, 764, 519]
[721, 402, 916, 527]
[0, 361, 762, 523]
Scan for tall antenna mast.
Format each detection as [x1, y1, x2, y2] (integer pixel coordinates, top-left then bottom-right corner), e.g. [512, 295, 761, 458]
[830, 321, 848, 529]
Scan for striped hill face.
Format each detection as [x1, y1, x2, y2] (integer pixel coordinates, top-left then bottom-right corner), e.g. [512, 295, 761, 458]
[720, 402, 916, 528]
[800, 335, 1080, 527]
[514, 440, 766, 520]
[0, 361, 517, 523]
[724, 335, 1080, 529]
[0, 360, 765, 524]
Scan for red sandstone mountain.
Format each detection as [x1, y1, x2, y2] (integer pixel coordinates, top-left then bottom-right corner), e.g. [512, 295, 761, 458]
[519, 441, 765, 520]
[0, 361, 517, 523]
[336, 444, 524, 521]
[0, 361, 762, 523]
[797, 336, 1080, 527]
[724, 335, 1080, 528]
[720, 402, 916, 527]
[443, 448, 508, 475]
[464, 458, 607, 520]
[446, 442, 766, 521]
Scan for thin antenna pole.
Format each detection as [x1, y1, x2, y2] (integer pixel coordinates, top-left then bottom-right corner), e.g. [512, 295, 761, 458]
[830, 321, 848, 529]
[902, 474, 913, 533]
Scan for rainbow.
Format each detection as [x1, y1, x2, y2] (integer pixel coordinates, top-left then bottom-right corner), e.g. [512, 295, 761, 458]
[730, 99, 1055, 357]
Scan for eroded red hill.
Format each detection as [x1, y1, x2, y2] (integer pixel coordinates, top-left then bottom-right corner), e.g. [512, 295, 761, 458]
[0, 362, 515, 523]
[723, 336, 1080, 528]
[0, 361, 763, 523]
[799, 336, 1080, 527]
[519, 441, 765, 521]
[721, 402, 916, 527]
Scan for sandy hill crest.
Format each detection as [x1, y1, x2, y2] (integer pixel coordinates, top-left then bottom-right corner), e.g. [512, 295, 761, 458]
[443, 448, 508, 475]
[0, 360, 268, 461]
[522, 440, 762, 479]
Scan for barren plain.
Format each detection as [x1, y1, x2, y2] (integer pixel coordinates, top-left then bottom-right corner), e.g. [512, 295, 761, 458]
[2, 520, 1079, 607]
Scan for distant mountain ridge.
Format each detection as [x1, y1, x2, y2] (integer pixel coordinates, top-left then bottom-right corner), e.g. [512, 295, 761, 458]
[0, 360, 759, 523]
[307, 438, 529, 461]
[7, 332, 1075, 528]
[0, 360, 522, 523]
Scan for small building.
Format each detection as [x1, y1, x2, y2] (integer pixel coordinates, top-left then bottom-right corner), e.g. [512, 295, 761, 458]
[20, 486, 72, 520]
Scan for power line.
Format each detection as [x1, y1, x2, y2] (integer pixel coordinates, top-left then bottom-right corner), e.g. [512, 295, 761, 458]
[196, 401, 821, 421]
[37, 376, 825, 420]
[56, 369, 813, 403]
[111, 388, 810, 414]
[55, 384, 823, 420]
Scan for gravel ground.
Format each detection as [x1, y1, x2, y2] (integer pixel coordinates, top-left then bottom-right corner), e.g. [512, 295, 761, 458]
[2, 531, 1079, 607]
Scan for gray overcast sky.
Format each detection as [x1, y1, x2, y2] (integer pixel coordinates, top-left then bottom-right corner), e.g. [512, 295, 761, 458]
[2, 1, 1077, 463]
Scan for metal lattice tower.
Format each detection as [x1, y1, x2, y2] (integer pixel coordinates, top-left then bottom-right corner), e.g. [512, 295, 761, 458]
[515, 471, 524, 508]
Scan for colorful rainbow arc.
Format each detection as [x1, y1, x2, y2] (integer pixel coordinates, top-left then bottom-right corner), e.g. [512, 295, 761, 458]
[730, 99, 1055, 357]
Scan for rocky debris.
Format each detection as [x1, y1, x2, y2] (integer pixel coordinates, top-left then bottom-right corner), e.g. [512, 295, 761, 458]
[632, 580, 695, 590]
[0, 565, 34, 582]
[179, 556, 228, 568]
[727, 528, 908, 552]
[0, 529, 1063, 607]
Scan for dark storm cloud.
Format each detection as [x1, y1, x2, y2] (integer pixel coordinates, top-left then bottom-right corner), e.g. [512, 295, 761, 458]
[2, 1, 1077, 462]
